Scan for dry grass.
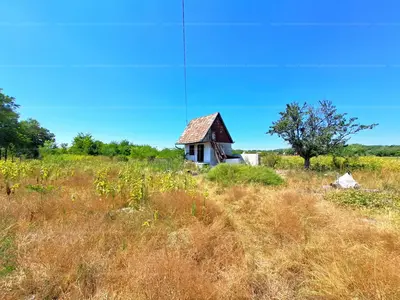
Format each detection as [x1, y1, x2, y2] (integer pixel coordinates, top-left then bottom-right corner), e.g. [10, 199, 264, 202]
[1, 167, 400, 299]
[213, 170, 400, 299]
[0, 172, 248, 299]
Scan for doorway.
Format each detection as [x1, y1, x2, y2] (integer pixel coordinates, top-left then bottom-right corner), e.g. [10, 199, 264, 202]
[197, 144, 204, 162]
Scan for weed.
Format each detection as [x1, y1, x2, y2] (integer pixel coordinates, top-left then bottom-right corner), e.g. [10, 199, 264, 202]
[26, 184, 55, 194]
[326, 189, 400, 210]
[0, 235, 16, 277]
[260, 152, 282, 168]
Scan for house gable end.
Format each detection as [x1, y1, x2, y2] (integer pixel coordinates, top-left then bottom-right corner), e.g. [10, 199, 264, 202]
[176, 112, 234, 144]
[209, 114, 234, 143]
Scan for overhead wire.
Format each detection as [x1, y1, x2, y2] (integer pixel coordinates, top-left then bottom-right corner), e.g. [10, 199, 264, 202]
[181, 0, 188, 125]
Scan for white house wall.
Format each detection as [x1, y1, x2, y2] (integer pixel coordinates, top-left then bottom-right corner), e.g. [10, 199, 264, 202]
[219, 143, 233, 155]
[184, 144, 196, 162]
[209, 146, 218, 166]
[185, 143, 213, 165]
[209, 143, 231, 166]
[203, 142, 212, 164]
[185, 143, 235, 166]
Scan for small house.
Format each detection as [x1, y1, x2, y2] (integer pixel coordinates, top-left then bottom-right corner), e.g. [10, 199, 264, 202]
[176, 112, 237, 166]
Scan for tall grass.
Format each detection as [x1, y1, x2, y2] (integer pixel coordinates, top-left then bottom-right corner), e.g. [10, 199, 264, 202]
[0, 163, 247, 299]
[1, 158, 400, 298]
[213, 179, 400, 299]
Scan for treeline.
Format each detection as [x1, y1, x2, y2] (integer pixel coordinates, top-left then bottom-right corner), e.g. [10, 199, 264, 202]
[1, 89, 183, 161]
[338, 144, 400, 157]
[3, 88, 398, 161]
[234, 144, 400, 157]
[0, 89, 55, 160]
[232, 149, 295, 155]
[40, 133, 184, 160]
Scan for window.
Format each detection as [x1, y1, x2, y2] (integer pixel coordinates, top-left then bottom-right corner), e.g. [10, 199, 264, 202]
[189, 145, 195, 155]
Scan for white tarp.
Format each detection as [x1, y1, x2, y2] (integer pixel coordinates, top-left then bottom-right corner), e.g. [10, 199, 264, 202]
[225, 158, 242, 165]
[241, 153, 260, 166]
[333, 172, 360, 189]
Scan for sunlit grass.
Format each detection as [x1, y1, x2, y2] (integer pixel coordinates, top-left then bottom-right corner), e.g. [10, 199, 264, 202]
[1, 156, 400, 299]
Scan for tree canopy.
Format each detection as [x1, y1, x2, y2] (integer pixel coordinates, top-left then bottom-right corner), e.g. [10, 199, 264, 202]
[58, 133, 184, 160]
[18, 119, 55, 158]
[0, 89, 55, 160]
[0, 89, 20, 158]
[267, 100, 378, 168]
[69, 133, 101, 155]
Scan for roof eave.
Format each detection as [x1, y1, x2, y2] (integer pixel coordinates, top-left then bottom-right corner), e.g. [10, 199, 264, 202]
[175, 141, 201, 145]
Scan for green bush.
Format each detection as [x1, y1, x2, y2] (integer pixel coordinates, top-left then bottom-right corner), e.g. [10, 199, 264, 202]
[261, 153, 282, 168]
[130, 145, 158, 160]
[147, 158, 184, 172]
[325, 190, 400, 210]
[183, 160, 197, 171]
[114, 155, 129, 162]
[206, 164, 284, 186]
[198, 164, 211, 174]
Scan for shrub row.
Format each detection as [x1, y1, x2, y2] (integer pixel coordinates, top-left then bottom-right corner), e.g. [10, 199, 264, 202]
[260, 154, 400, 172]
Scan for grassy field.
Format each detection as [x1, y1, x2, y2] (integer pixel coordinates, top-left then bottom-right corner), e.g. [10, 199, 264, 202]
[1, 156, 400, 299]
[263, 154, 400, 172]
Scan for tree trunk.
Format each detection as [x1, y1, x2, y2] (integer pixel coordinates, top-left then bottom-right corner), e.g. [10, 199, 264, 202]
[304, 157, 311, 169]
[4, 147, 8, 161]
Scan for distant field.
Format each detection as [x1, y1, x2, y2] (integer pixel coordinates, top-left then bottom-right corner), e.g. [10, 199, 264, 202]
[1, 156, 400, 299]
[262, 154, 400, 172]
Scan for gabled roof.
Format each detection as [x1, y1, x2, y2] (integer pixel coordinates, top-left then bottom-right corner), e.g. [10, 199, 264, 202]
[176, 112, 233, 144]
[176, 112, 218, 144]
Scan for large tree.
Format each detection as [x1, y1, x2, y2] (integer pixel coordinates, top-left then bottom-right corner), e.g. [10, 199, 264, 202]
[1, 89, 56, 160]
[267, 100, 377, 169]
[18, 118, 55, 158]
[0, 89, 20, 160]
[70, 133, 101, 155]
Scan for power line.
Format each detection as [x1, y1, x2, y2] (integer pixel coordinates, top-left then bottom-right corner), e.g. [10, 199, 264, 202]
[181, 0, 188, 125]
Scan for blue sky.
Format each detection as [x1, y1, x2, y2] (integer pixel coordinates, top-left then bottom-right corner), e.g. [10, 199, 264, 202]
[1, 0, 400, 149]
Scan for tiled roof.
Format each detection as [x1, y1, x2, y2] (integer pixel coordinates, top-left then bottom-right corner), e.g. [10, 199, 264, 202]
[176, 112, 219, 144]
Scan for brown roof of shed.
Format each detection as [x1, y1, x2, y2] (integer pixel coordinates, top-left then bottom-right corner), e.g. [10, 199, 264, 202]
[176, 112, 220, 144]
